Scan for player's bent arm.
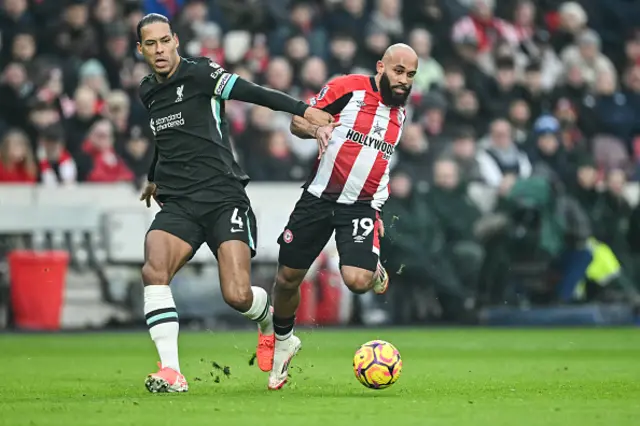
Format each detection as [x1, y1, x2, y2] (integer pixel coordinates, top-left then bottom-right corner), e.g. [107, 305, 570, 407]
[290, 115, 318, 140]
[227, 78, 309, 117]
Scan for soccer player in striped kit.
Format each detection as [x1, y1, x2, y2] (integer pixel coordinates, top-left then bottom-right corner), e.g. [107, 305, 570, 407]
[267, 44, 418, 389]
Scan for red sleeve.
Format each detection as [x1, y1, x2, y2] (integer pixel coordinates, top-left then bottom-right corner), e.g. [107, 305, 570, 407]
[307, 76, 352, 111]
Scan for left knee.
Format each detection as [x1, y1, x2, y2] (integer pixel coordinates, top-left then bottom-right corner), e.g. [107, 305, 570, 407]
[221, 280, 253, 312]
[341, 267, 375, 294]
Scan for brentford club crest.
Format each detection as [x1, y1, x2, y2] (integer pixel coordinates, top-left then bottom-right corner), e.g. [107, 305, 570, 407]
[283, 229, 294, 244]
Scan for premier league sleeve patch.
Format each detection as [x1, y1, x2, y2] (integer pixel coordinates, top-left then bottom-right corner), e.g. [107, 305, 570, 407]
[317, 85, 329, 100]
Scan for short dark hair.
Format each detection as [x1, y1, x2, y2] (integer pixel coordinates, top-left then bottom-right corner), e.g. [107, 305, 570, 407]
[40, 124, 65, 143]
[137, 13, 173, 42]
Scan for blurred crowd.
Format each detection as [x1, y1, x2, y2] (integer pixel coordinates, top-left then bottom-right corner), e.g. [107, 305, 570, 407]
[2, 0, 640, 321]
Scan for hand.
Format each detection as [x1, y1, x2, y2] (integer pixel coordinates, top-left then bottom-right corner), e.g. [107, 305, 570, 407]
[378, 217, 385, 238]
[315, 122, 341, 159]
[498, 174, 517, 196]
[139, 182, 159, 208]
[304, 107, 334, 127]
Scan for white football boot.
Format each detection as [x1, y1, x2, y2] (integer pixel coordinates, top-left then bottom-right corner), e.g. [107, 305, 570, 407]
[268, 335, 302, 390]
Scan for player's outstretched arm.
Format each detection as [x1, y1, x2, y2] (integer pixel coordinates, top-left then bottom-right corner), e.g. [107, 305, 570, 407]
[291, 116, 340, 159]
[290, 115, 319, 140]
[227, 78, 334, 127]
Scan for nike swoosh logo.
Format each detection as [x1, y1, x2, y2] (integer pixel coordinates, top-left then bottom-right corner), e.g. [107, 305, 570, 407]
[230, 228, 243, 233]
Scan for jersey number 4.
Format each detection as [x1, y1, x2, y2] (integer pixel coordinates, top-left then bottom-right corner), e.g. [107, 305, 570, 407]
[230, 208, 244, 233]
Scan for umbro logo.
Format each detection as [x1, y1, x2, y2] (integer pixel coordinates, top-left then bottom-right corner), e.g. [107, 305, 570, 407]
[356, 100, 366, 108]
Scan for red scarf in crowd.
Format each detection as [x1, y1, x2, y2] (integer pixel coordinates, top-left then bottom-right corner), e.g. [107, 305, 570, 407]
[38, 147, 76, 185]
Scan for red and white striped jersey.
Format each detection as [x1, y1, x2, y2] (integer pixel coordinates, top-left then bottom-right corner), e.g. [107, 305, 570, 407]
[303, 74, 406, 211]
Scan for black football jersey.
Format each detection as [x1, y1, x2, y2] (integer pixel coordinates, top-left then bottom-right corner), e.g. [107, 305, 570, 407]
[139, 57, 248, 200]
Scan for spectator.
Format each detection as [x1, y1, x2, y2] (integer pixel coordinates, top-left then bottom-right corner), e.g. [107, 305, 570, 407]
[551, 1, 588, 53]
[451, 0, 519, 55]
[521, 61, 553, 118]
[0, 0, 33, 64]
[0, 62, 33, 133]
[66, 86, 100, 156]
[595, 169, 632, 258]
[0, 128, 37, 183]
[508, 99, 531, 145]
[271, 1, 327, 58]
[103, 90, 131, 151]
[369, 0, 403, 43]
[409, 28, 444, 94]
[10, 30, 37, 67]
[185, 22, 225, 66]
[248, 130, 303, 182]
[326, 0, 369, 46]
[553, 97, 587, 164]
[560, 29, 617, 90]
[394, 123, 432, 193]
[79, 119, 134, 183]
[570, 157, 600, 221]
[511, 0, 536, 43]
[427, 158, 484, 301]
[529, 115, 572, 184]
[447, 89, 486, 137]
[417, 92, 449, 153]
[327, 32, 358, 76]
[477, 118, 532, 187]
[47, 0, 98, 60]
[121, 125, 153, 189]
[484, 56, 524, 118]
[382, 169, 457, 323]
[581, 69, 636, 146]
[445, 126, 483, 183]
[37, 125, 77, 186]
[358, 26, 391, 72]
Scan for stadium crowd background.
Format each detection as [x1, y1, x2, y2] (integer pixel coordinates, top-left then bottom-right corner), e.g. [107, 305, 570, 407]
[1, 0, 640, 324]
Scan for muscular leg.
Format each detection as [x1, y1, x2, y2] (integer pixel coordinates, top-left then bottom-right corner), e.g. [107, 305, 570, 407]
[142, 230, 192, 373]
[340, 266, 376, 294]
[272, 265, 308, 339]
[217, 240, 273, 333]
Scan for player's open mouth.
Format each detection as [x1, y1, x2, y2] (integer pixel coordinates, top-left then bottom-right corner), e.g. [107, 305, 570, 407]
[393, 87, 407, 94]
[155, 59, 168, 66]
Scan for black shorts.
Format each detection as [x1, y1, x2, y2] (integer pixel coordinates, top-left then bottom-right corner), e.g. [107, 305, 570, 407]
[148, 194, 258, 260]
[278, 191, 380, 272]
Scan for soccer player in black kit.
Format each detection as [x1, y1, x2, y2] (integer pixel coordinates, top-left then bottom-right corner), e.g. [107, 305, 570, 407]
[136, 13, 334, 393]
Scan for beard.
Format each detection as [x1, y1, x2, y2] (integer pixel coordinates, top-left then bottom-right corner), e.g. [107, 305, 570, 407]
[379, 72, 411, 107]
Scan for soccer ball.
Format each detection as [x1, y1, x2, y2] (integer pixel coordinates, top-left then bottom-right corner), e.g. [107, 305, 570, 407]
[353, 340, 402, 389]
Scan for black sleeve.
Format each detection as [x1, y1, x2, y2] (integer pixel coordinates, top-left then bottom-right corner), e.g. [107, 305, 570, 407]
[227, 77, 309, 117]
[322, 93, 352, 116]
[147, 147, 158, 182]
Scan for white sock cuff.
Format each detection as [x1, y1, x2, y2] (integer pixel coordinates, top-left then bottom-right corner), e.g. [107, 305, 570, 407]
[144, 285, 175, 303]
[242, 286, 270, 321]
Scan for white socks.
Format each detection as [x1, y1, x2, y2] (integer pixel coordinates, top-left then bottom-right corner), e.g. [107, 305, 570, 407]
[241, 286, 273, 335]
[144, 285, 180, 373]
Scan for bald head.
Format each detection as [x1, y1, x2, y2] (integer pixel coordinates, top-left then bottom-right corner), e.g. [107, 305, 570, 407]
[382, 43, 418, 66]
[376, 43, 418, 107]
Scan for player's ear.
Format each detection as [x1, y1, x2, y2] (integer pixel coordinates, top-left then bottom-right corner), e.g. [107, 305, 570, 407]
[376, 60, 384, 75]
[173, 33, 180, 48]
[136, 42, 142, 55]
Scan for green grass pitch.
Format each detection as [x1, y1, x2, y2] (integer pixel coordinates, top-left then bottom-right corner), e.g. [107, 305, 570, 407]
[0, 328, 639, 426]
